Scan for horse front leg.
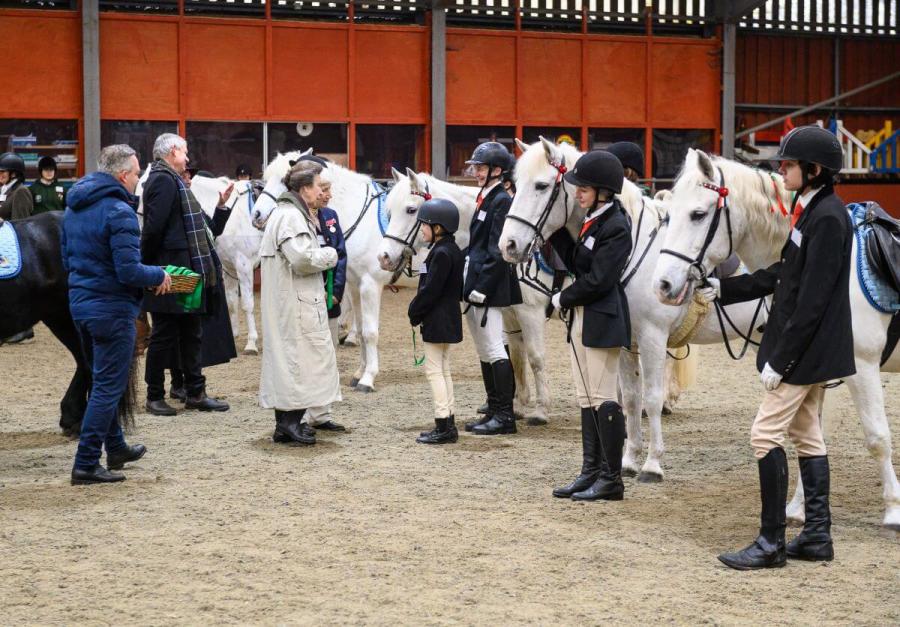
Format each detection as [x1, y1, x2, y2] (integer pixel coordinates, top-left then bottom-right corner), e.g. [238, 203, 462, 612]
[223, 268, 241, 345]
[638, 332, 668, 483]
[618, 347, 643, 477]
[503, 308, 531, 420]
[353, 276, 382, 393]
[43, 313, 91, 437]
[237, 259, 259, 355]
[846, 362, 900, 530]
[517, 305, 553, 426]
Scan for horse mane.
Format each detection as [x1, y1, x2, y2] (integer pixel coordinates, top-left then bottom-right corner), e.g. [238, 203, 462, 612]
[264, 151, 373, 189]
[672, 151, 791, 246]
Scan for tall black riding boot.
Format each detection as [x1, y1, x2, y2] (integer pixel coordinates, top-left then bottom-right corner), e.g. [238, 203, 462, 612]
[718, 447, 788, 570]
[572, 402, 625, 501]
[273, 410, 316, 446]
[417, 416, 459, 445]
[553, 407, 603, 497]
[473, 359, 517, 435]
[787, 456, 834, 561]
[467, 361, 496, 431]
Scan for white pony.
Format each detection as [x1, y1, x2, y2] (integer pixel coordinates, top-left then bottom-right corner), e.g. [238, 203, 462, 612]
[499, 138, 770, 482]
[653, 148, 900, 530]
[250, 152, 425, 392]
[136, 169, 261, 355]
[375, 167, 554, 424]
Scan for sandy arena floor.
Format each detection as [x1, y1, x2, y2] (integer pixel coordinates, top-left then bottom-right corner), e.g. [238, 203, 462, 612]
[1, 288, 898, 624]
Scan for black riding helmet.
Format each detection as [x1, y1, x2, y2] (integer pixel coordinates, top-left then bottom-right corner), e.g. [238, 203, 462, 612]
[501, 150, 517, 184]
[37, 156, 58, 172]
[417, 198, 459, 234]
[606, 141, 644, 178]
[775, 125, 843, 173]
[465, 141, 511, 170]
[0, 152, 26, 180]
[564, 150, 624, 195]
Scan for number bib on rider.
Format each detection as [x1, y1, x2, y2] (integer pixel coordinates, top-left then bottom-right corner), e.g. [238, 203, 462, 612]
[582, 236, 596, 250]
[477, 210, 486, 222]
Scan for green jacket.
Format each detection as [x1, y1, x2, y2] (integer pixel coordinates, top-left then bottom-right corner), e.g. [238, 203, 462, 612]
[30, 178, 67, 214]
[0, 181, 34, 220]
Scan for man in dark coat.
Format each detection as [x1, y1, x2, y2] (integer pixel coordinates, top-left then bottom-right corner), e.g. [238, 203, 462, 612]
[140, 133, 229, 416]
[701, 126, 853, 569]
[461, 142, 523, 436]
[61, 144, 171, 484]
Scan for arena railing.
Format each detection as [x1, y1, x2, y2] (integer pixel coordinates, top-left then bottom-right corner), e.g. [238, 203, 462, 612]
[739, 0, 898, 38]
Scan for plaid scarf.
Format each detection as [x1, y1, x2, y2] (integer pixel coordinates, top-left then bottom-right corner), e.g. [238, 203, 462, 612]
[150, 160, 217, 288]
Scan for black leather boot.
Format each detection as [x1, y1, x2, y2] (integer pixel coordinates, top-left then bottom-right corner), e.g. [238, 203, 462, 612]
[169, 386, 187, 402]
[417, 416, 459, 445]
[145, 399, 177, 416]
[71, 465, 126, 485]
[273, 410, 316, 445]
[553, 407, 603, 498]
[787, 456, 834, 561]
[572, 402, 625, 501]
[107, 444, 147, 470]
[185, 393, 229, 412]
[466, 361, 496, 432]
[718, 447, 788, 570]
[473, 359, 517, 435]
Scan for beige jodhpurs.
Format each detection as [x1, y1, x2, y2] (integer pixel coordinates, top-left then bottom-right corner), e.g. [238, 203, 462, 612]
[424, 342, 454, 418]
[568, 307, 620, 409]
[751, 382, 827, 459]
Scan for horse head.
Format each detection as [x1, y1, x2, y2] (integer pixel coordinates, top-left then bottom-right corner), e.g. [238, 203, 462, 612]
[251, 148, 314, 229]
[499, 137, 581, 264]
[377, 167, 433, 273]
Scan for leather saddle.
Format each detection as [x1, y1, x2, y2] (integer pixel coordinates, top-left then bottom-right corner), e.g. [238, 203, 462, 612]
[863, 202, 900, 295]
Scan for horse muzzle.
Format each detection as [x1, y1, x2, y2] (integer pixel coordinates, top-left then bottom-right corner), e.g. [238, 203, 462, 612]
[655, 275, 692, 306]
[501, 236, 529, 265]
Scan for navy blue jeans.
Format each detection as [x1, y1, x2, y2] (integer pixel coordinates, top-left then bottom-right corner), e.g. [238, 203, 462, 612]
[73, 317, 135, 470]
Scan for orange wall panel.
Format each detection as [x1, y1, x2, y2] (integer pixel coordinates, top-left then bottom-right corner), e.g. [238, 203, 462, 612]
[584, 39, 646, 126]
[100, 18, 179, 118]
[1, 15, 81, 116]
[354, 30, 428, 121]
[271, 26, 348, 120]
[182, 23, 266, 119]
[836, 184, 900, 218]
[446, 33, 516, 123]
[651, 42, 719, 128]
[518, 38, 581, 124]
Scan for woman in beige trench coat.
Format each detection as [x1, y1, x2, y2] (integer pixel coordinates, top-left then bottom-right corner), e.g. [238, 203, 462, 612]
[258, 160, 340, 446]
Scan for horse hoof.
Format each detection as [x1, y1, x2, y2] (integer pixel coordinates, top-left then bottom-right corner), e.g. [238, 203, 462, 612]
[356, 384, 374, 393]
[243, 348, 258, 356]
[526, 416, 548, 426]
[622, 467, 638, 478]
[637, 471, 663, 483]
[349, 377, 359, 388]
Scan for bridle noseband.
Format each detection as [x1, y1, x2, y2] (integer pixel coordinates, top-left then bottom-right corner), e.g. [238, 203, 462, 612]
[659, 166, 733, 286]
[505, 156, 569, 257]
[382, 180, 432, 278]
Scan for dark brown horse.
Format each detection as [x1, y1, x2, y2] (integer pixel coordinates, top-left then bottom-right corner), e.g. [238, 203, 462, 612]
[1, 212, 90, 436]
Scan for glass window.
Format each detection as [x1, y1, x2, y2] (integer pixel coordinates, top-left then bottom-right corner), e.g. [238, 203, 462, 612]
[101, 120, 178, 171]
[355, 124, 425, 180]
[446, 125, 514, 182]
[652, 128, 714, 186]
[185, 121, 264, 179]
[267, 122, 348, 167]
[589, 128, 644, 151]
[0, 119, 79, 181]
[523, 126, 581, 148]
[99, 0, 178, 12]
[184, 0, 265, 17]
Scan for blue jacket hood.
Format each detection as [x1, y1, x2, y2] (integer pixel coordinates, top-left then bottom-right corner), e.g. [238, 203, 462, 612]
[67, 171, 138, 212]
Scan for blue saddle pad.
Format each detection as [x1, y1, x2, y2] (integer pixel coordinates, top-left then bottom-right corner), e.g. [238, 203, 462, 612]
[850, 203, 900, 314]
[0, 221, 22, 279]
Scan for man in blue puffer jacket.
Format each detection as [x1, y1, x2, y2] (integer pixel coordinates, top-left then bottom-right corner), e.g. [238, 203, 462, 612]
[61, 144, 172, 485]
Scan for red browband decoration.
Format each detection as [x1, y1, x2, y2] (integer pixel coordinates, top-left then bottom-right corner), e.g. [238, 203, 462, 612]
[700, 181, 728, 197]
[413, 191, 432, 201]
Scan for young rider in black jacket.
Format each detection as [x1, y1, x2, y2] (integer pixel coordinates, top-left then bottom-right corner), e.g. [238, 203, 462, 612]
[408, 199, 465, 445]
[701, 125, 852, 570]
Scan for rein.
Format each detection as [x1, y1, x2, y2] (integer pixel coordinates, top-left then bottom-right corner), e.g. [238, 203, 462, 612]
[659, 166, 733, 287]
[383, 181, 433, 283]
[712, 295, 766, 360]
[343, 181, 388, 242]
[621, 197, 662, 288]
[505, 157, 569, 258]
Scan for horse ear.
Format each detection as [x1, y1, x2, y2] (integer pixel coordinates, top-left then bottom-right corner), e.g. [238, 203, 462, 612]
[540, 136, 560, 164]
[391, 167, 404, 183]
[696, 150, 715, 181]
[515, 138, 529, 154]
[405, 167, 422, 192]
[300, 147, 313, 157]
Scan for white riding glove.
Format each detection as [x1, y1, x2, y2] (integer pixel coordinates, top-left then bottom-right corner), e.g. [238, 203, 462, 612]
[468, 290, 486, 305]
[760, 362, 783, 391]
[551, 292, 562, 310]
[696, 277, 721, 303]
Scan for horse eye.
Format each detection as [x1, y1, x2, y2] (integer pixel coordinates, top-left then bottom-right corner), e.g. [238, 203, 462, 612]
[690, 210, 707, 222]
[535, 182, 549, 191]
[405, 205, 418, 215]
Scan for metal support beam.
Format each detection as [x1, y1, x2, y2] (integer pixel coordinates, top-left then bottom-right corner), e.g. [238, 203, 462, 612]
[82, 0, 101, 174]
[431, 1, 447, 180]
[721, 21, 736, 158]
[736, 70, 900, 139]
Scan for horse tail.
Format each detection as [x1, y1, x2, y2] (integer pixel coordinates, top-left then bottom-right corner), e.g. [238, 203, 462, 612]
[117, 345, 140, 433]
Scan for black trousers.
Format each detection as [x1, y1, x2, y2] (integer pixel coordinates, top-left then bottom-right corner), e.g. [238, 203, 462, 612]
[145, 312, 205, 401]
